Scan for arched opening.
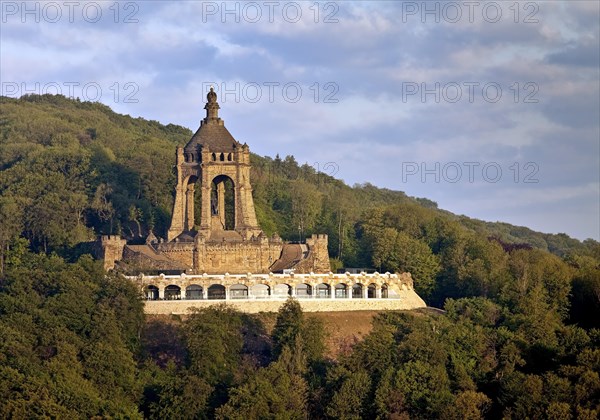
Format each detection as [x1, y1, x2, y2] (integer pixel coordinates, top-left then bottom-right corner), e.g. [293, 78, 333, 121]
[274, 284, 292, 297]
[296, 283, 312, 298]
[219, 152, 225, 161]
[165, 285, 181, 300]
[186, 285, 203, 300]
[368, 283, 377, 299]
[352, 284, 363, 299]
[381, 284, 389, 298]
[212, 152, 217, 161]
[208, 284, 226, 300]
[227, 153, 232, 161]
[251, 284, 270, 298]
[335, 283, 348, 298]
[316, 283, 330, 298]
[230, 284, 249, 299]
[211, 175, 235, 230]
[144, 285, 159, 300]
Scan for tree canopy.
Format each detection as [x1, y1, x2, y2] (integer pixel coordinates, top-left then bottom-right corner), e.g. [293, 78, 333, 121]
[1, 94, 598, 417]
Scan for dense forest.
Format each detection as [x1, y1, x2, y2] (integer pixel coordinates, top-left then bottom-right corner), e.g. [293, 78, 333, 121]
[0, 94, 599, 418]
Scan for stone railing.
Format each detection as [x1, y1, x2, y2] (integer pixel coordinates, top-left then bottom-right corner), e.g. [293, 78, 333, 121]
[127, 271, 415, 301]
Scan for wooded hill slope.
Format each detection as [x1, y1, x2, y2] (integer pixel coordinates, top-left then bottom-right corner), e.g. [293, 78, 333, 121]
[1, 94, 599, 418]
[0, 94, 598, 311]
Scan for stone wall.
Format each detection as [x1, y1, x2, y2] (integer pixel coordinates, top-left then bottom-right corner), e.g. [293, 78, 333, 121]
[100, 235, 127, 271]
[157, 244, 195, 268]
[144, 292, 426, 314]
[194, 239, 283, 274]
[122, 245, 190, 271]
[295, 234, 331, 273]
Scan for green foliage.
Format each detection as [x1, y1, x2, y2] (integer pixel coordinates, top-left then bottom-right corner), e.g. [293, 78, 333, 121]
[216, 346, 309, 419]
[326, 369, 372, 419]
[447, 390, 492, 420]
[321, 300, 600, 419]
[0, 249, 144, 417]
[142, 362, 213, 420]
[271, 298, 304, 358]
[568, 254, 600, 328]
[183, 305, 243, 386]
[271, 298, 326, 365]
[1, 95, 189, 246]
[2, 94, 600, 418]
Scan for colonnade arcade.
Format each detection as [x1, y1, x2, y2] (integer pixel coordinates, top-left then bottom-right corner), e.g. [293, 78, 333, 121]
[133, 272, 414, 301]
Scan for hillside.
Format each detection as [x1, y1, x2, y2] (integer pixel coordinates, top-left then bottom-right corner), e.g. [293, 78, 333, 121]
[1, 94, 599, 418]
[1, 94, 598, 308]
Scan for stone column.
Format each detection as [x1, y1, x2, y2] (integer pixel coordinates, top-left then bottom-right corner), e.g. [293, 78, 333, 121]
[167, 148, 186, 241]
[225, 286, 230, 300]
[291, 286, 296, 297]
[348, 285, 353, 299]
[168, 187, 186, 240]
[362, 285, 368, 299]
[200, 185, 211, 231]
[202, 286, 208, 300]
[158, 286, 165, 300]
[247, 286, 253, 299]
[180, 287, 187, 300]
[376, 286, 382, 299]
[330, 285, 335, 299]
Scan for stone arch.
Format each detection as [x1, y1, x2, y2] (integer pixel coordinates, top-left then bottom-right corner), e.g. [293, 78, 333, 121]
[165, 285, 181, 300]
[368, 283, 377, 299]
[316, 283, 330, 298]
[273, 283, 292, 297]
[335, 283, 349, 298]
[144, 285, 159, 300]
[230, 284, 249, 299]
[296, 283, 313, 298]
[219, 152, 225, 161]
[381, 283, 389, 298]
[352, 283, 363, 299]
[251, 283, 270, 298]
[208, 284, 226, 300]
[186, 284, 203, 300]
[211, 175, 235, 230]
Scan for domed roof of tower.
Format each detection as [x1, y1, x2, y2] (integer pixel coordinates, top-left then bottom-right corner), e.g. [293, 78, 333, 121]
[184, 87, 241, 153]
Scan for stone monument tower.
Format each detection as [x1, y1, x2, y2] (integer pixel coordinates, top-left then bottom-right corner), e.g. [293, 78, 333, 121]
[101, 88, 330, 275]
[168, 87, 262, 242]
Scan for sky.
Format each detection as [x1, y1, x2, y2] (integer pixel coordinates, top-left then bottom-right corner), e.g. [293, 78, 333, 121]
[1, 1, 599, 241]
